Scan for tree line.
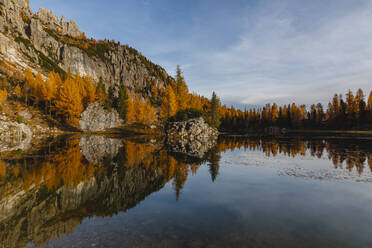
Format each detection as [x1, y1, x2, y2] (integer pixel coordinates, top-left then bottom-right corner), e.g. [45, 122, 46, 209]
[0, 62, 221, 129]
[220, 89, 372, 131]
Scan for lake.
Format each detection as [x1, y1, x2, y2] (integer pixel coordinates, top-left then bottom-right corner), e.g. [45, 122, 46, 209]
[0, 135, 371, 247]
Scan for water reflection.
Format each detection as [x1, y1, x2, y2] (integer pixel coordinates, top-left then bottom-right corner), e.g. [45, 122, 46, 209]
[0, 136, 218, 248]
[218, 136, 372, 175]
[0, 136, 371, 247]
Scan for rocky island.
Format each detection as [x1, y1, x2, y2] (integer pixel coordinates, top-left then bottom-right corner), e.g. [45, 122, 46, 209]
[167, 117, 219, 158]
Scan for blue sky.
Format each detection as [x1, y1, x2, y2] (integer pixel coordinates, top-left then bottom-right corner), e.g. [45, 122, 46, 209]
[30, 0, 372, 107]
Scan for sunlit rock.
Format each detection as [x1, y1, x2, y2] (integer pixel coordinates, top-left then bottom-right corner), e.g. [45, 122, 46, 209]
[79, 102, 123, 132]
[167, 117, 219, 158]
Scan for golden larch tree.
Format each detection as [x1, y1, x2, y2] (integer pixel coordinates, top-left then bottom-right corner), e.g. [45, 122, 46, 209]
[159, 86, 177, 120]
[54, 77, 83, 126]
[368, 91, 372, 111]
[14, 84, 22, 99]
[126, 94, 136, 124]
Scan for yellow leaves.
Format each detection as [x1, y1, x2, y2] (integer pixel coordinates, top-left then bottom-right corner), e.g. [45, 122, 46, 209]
[43, 72, 58, 102]
[83, 76, 97, 105]
[143, 98, 157, 124]
[271, 103, 279, 122]
[127, 94, 157, 125]
[24, 68, 34, 83]
[21, 68, 99, 126]
[159, 86, 177, 120]
[0, 161, 6, 178]
[175, 65, 189, 111]
[54, 77, 84, 126]
[14, 84, 22, 98]
[0, 88, 8, 106]
[126, 94, 136, 124]
[187, 93, 203, 111]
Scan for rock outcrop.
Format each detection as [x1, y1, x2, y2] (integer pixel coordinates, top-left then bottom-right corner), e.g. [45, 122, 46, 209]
[167, 117, 219, 158]
[79, 102, 123, 132]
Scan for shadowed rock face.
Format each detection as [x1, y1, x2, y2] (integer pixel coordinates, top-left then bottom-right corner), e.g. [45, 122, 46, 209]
[167, 117, 219, 158]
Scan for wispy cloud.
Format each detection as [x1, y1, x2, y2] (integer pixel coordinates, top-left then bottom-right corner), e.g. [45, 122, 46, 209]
[182, 0, 372, 106]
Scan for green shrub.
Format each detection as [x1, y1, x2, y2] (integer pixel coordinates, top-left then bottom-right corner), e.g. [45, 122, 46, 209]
[169, 108, 205, 122]
[16, 116, 24, 124]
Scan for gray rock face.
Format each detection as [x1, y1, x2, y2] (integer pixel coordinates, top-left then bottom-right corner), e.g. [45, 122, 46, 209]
[79, 135, 123, 164]
[0, 0, 170, 98]
[167, 117, 219, 158]
[79, 102, 123, 132]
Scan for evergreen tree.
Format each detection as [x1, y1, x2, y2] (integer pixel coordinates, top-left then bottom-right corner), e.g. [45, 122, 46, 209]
[117, 84, 129, 121]
[209, 92, 221, 128]
[208, 146, 221, 182]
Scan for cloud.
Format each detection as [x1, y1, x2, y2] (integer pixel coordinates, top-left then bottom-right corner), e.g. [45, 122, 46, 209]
[179, 0, 372, 106]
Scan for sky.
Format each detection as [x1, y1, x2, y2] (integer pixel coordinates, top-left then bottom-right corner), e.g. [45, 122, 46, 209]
[30, 0, 372, 108]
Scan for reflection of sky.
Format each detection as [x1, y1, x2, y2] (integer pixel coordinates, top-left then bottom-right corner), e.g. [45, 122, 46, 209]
[29, 0, 372, 107]
[45, 148, 372, 247]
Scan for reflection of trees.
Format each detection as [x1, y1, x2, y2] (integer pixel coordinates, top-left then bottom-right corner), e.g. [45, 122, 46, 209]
[0, 137, 221, 248]
[208, 146, 221, 182]
[0, 135, 369, 247]
[2, 138, 97, 192]
[218, 136, 372, 175]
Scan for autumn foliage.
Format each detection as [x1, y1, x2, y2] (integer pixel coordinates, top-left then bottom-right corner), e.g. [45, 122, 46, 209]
[22, 68, 98, 126]
[126, 93, 157, 125]
[220, 89, 372, 131]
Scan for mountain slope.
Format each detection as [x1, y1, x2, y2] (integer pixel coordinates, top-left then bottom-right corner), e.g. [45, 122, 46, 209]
[0, 0, 174, 98]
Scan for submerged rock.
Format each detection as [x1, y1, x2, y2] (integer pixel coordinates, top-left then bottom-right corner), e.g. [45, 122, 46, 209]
[167, 117, 219, 158]
[79, 102, 123, 132]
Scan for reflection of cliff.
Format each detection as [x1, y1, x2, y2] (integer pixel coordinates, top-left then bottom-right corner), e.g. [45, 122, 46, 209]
[0, 136, 212, 248]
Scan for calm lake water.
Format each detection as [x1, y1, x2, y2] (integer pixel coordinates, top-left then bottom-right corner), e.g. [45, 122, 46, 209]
[0, 136, 372, 247]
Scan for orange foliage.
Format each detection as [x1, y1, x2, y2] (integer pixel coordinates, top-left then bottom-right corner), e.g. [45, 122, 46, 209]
[127, 94, 157, 125]
[22, 69, 98, 126]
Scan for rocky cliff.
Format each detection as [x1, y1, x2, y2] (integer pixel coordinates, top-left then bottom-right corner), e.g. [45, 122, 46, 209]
[167, 117, 219, 158]
[0, 0, 174, 97]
